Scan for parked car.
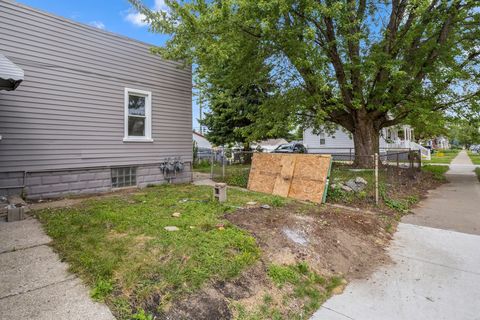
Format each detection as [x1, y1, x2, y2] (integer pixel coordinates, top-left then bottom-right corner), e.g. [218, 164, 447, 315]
[273, 143, 308, 154]
[470, 145, 480, 153]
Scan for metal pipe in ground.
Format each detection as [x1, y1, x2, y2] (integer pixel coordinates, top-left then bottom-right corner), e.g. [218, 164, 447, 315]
[210, 150, 214, 179]
[221, 149, 226, 179]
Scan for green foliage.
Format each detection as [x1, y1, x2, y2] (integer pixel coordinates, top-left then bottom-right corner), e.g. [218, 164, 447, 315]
[91, 279, 113, 301]
[379, 185, 419, 212]
[35, 185, 286, 319]
[475, 168, 480, 182]
[192, 159, 211, 170]
[468, 151, 480, 165]
[422, 165, 450, 181]
[132, 309, 154, 320]
[210, 164, 250, 187]
[449, 119, 480, 147]
[131, 0, 480, 160]
[267, 265, 301, 287]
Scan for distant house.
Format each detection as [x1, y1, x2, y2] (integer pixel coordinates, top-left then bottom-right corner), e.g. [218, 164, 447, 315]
[0, 1, 192, 199]
[192, 131, 214, 161]
[193, 131, 212, 150]
[426, 136, 450, 150]
[251, 138, 288, 152]
[304, 125, 431, 159]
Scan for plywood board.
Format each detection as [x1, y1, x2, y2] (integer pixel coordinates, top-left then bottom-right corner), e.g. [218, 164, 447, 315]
[247, 153, 282, 194]
[272, 156, 296, 196]
[247, 153, 332, 203]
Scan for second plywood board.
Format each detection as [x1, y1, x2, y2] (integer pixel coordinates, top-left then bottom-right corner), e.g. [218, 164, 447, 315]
[247, 153, 332, 203]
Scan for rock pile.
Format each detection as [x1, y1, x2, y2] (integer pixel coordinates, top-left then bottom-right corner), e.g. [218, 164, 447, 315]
[332, 177, 368, 193]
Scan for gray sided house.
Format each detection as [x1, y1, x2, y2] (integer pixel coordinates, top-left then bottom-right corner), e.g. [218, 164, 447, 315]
[0, 0, 192, 199]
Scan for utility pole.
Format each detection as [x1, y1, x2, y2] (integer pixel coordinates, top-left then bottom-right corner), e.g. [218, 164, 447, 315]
[199, 90, 203, 135]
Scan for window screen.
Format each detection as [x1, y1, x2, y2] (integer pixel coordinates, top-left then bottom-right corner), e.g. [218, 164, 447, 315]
[127, 94, 146, 137]
[111, 167, 137, 188]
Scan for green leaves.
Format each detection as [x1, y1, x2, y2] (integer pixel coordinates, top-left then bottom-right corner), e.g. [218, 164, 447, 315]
[131, 0, 480, 153]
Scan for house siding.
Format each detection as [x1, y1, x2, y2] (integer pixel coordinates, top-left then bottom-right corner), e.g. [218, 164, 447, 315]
[0, 0, 192, 198]
[303, 127, 389, 153]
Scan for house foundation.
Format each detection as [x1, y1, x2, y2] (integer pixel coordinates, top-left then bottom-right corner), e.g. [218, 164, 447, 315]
[0, 164, 192, 200]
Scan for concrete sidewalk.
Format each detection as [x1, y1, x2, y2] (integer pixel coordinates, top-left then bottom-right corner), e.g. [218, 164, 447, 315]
[0, 217, 114, 320]
[403, 150, 480, 235]
[312, 150, 480, 320]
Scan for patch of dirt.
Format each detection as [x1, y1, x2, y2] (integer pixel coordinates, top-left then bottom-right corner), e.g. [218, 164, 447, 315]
[162, 263, 269, 320]
[227, 204, 391, 279]
[158, 204, 392, 320]
[165, 287, 232, 320]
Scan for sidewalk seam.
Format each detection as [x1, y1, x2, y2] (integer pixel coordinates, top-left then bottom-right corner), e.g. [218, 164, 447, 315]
[318, 306, 356, 319]
[0, 242, 51, 255]
[391, 253, 480, 276]
[0, 276, 76, 301]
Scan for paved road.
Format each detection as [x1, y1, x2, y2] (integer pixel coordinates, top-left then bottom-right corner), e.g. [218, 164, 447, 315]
[312, 150, 480, 320]
[0, 218, 114, 320]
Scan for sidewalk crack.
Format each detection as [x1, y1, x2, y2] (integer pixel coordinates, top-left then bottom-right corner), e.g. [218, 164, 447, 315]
[0, 276, 76, 301]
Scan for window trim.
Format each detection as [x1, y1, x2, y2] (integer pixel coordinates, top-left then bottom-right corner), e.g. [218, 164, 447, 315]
[123, 88, 153, 142]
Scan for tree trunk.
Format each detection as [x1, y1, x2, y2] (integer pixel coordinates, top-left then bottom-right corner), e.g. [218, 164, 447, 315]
[352, 118, 380, 168]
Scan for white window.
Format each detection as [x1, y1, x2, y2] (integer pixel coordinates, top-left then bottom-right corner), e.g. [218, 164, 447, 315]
[319, 132, 326, 145]
[123, 88, 152, 142]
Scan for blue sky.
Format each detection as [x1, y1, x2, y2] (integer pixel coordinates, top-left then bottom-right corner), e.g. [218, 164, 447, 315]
[17, 0, 202, 130]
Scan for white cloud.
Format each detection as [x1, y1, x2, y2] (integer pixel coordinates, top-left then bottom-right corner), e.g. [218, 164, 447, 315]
[125, 11, 148, 27]
[124, 0, 169, 27]
[154, 0, 168, 12]
[89, 21, 106, 30]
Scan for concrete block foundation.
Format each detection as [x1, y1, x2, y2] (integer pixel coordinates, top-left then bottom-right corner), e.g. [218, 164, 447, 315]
[0, 164, 192, 200]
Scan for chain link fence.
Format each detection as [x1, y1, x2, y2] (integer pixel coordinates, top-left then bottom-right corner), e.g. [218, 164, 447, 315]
[193, 148, 422, 205]
[327, 150, 421, 206]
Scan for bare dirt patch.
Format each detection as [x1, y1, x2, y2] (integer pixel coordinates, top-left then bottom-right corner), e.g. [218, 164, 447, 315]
[227, 204, 391, 279]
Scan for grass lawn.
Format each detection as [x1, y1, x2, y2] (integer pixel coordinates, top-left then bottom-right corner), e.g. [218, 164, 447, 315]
[213, 164, 251, 188]
[467, 151, 480, 165]
[475, 167, 480, 182]
[422, 164, 450, 181]
[194, 161, 251, 188]
[424, 149, 460, 164]
[36, 184, 288, 319]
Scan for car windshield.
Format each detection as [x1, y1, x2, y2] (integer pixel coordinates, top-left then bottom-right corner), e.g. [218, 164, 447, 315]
[276, 144, 293, 150]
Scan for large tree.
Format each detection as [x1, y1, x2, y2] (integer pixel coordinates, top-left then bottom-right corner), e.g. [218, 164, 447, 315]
[132, 0, 480, 166]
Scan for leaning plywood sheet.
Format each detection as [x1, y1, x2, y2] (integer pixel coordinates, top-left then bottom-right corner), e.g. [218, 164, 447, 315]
[247, 153, 282, 194]
[247, 153, 332, 203]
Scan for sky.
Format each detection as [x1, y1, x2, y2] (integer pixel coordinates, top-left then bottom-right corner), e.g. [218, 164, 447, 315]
[17, 0, 202, 131]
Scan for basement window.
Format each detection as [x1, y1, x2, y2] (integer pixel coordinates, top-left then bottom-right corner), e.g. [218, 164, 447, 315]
[111, 167, 137, 188]
[123, 88, 152, 142]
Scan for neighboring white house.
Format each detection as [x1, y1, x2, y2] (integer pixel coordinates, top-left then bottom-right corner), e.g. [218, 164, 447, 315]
[304, 125, 431, 159]
[193, 131, 212, 150]
[425, 136, 450, 150]
[251, 138, 288, 152]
